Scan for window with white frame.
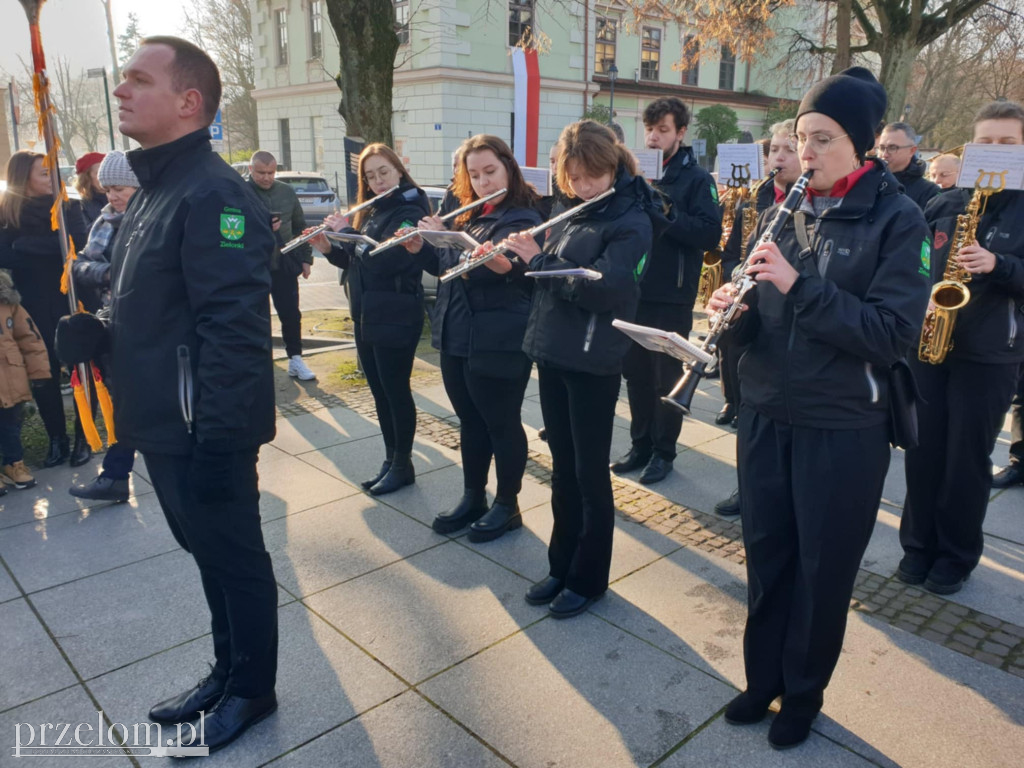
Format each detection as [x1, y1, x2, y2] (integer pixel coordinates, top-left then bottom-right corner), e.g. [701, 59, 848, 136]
[509, 0, 534, 47]
[641, 27, 661, 81]
[681, 35, 699, 86]
[309, 1, 323, 60]
[275, 8, 288, 66]
[719, 45, 736, 90]
[395, 0, 410, 45]
[595, 16, 616, 74]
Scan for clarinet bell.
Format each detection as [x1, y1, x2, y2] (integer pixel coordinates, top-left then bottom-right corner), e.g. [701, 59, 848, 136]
[661, 367, 702, 415]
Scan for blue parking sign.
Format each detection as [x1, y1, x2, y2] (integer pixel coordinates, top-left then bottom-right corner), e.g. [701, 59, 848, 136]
[209, 109, 224, 142]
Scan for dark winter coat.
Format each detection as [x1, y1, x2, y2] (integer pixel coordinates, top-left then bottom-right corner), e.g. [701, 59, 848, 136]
[893, 157, 941, 212]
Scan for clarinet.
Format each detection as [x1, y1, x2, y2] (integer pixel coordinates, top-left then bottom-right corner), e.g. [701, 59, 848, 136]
[662, 170, 814, 414]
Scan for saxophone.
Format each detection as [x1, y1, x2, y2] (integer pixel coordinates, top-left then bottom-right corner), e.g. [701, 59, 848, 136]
[918, 171, 1005, 364]
[697, 165, 752, 306]
[740, 168, 781, 263]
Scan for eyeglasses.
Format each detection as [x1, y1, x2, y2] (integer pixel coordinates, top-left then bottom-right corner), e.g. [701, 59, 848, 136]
[876, 143, 914, 154]
[364, 167, 395, 183]
[790, 133, 849, 153]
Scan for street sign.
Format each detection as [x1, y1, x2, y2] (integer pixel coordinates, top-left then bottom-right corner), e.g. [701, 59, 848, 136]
[209, 109, 225, 152]
[692, 139, 707, 157]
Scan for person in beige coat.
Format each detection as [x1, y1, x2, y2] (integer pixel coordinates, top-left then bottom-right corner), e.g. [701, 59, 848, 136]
[0, 270, 52, 491]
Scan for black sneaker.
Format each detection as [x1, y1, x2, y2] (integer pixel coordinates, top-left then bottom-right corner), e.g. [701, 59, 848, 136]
[70, 475, 130, 502]
[895, 552, 931, 585]
[924, 567, 970, 595]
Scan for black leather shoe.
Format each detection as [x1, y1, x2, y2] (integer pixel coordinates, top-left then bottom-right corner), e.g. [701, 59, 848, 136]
[432, 489, 488, 534]
[525, 575, 565, 605]
[768, 708, 816, 750]
[44, 436, 70, 468]
[610, 448, 651, 474]
[369, 452, 414, 495]
[639, 456, 673, 485]
[714, 489, 741, 517]
[548, 588, 602, 618]
[468, 498, 522, 542]
[992, 463, 1024, 488]
[895, 551, 931, 585]
[924, 566, 970, 595]
[538, 427, 547, 442]
[178, 692, 277, 753]
[361, 460, 391, 490]
[724, 690, 778, 725]
[69, 475, 130, 502]
[715, 403, 736, 425]
[70, 435, 92, 468]
[149, 673, 226, 724]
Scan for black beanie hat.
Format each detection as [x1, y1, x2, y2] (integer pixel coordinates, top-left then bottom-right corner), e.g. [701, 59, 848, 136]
[796, 67, 887, 156]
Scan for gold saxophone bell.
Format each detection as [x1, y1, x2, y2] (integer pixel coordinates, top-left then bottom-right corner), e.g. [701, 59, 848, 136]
[696, 252, 723, 306]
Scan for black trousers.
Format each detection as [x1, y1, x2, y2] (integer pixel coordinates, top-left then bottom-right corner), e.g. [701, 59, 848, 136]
[1008, 365, 1024, 466]
[270, 268, 302, 358]
[440, 353, 530, 499]
[623, 301, 692, 460]
[901, 357, 1019, 575]
[100, 441, 136, 480]
[719, 334, 743, 407]
[144, 450, 278, 698]
[737, 406, 890, 713]
[354, 329, 418, 457]
[538, 365, 620, 597]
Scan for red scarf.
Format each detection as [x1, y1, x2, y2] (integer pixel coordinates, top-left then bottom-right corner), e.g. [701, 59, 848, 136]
[480, 203, 497, 216]
[807, 163, 872, 199]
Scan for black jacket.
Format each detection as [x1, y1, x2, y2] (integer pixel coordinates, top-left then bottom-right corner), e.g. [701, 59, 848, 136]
[639, 145, 722, 306]
[326, 183, 430, 348]
[523, 166, 655, 375]
[109, 129, 276, 455]
[924, 187, 1024, 363]
[0, 195, 89, 352]
[734, 159, 932, 429]
[420, 202, 542, 375]
[893, 157, 940, 212]
[721, 178, 779, 278]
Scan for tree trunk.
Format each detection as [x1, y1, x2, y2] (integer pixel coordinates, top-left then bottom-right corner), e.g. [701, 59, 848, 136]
[878, 36, 920, 122]
[325, 0, 399, 145]
[830, 0, 852, 74]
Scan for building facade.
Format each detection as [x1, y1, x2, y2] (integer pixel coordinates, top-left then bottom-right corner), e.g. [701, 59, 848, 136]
[250, 0, 817, 197]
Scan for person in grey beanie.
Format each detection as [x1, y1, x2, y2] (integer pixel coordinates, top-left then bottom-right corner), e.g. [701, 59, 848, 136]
[68, 151, 139, 503]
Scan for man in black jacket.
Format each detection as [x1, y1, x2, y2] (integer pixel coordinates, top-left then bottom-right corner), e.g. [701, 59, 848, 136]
[109, 37, 278, 751]
[611, 97, 722, 484]
[878, 122, 940, 211]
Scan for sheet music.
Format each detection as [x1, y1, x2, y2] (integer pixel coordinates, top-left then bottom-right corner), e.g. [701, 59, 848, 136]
[521, 167, 552, 196]
[611, 319, 713, 365]
[956, 144, 1024, 190]
[416, 229, 482, 251]
[324, 232, 380, 247]
[632, 149, 664, 181]
[717, 144, 764, 184]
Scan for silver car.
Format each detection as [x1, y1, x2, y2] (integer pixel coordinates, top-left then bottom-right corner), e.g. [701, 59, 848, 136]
[275, 171, 340, 226]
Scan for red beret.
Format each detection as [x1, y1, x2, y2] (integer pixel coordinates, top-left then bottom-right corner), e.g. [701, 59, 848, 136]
[75, 152, 106, 174]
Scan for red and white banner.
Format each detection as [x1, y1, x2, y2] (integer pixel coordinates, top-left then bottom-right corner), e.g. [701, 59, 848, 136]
[511, 47, 540, 168]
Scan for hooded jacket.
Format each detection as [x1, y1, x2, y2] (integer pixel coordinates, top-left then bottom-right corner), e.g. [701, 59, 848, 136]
[639, 144, 722, 306]
[326, 183, 430, 348]
[522, 166, 655, 375]
[893, 157, 941, 212]
[923, 187, 1024, 363]
[109, 129, 276, 455]
[0, 272, 51, 408]
[734, 158, 932, 429]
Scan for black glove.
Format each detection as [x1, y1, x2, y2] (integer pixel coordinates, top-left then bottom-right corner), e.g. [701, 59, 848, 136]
[187, 441, 240, 505]
[55, 312, 109, 365]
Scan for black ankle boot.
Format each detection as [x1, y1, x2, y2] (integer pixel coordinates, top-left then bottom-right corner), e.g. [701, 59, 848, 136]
[70, 435, 92, 468]
[468, 497, 522, 542]
[44, 436, 70, 468]
[361, 459, 392, 490]
[368, 452, 414, 496]
[432, 488, 488, 533]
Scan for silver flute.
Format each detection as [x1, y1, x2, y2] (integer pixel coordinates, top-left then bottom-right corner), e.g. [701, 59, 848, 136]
[439, 187, 616, 283]
[280, 184, 401, 254]
[367, 188, 508, 256]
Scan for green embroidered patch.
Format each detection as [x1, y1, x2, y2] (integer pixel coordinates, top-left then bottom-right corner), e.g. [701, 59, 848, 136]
[634, 252, 648, 281]
[918, 239, 931, 277]
[220, 213, 245, 241]
[710, 184, 719, 204]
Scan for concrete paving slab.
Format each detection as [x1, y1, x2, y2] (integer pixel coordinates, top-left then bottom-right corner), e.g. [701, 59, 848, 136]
[679, 416, 735, 450]
[461, 502, 683, 586]
[269, 405, 384, 455]
[0, 464, 153, 531]
[262, 495, 441, 599]
[0, 561, 20, 604]
[1, 598, 78, 711]
[271, 691, 510, 768]
[298, 434, 458, 490]
[0, 494, 181, 594]
[860, 507, 1024, 627]
[411, 383, 454, 419]
[879, 447, 907, 508]
[257, 452, 361, 523]
[419, 613, 736, 768]
[30, 549, 210, 680]
[985, 488, 1024, 546]
[88, 602, 407, 767]
[305, 542, 535, 684]
[519, 394, 545, 436]
[658, 715, 879, 768]
[627, 450, 740, 516]
[0, 686, 133, 766]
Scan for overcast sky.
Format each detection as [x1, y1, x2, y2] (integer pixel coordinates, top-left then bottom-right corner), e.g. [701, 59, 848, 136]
[2, 0, 189, 78]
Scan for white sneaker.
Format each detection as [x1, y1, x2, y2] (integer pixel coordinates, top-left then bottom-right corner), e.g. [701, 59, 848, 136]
[288, 355, 316, 380]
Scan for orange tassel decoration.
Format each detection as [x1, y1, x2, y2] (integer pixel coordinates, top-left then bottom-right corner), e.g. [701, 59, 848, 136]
[70, 369, 103, 452]
[91, 364, 117, 446]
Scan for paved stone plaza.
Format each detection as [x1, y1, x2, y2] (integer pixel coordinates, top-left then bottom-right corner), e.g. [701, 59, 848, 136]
[2, 313, 1023, 765]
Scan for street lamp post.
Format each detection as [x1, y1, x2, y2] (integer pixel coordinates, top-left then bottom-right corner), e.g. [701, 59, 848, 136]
[607, 62, 618, 125]
[87, 67, 116, 151]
